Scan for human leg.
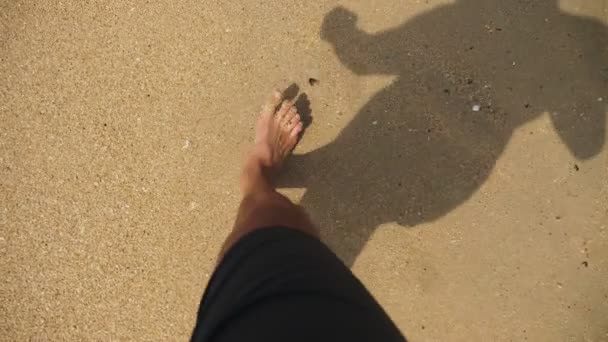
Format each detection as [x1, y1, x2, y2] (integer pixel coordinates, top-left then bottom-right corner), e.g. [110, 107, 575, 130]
[220, 87, 318, 257]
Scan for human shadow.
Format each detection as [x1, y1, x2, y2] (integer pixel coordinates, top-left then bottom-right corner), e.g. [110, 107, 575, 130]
[282, 0, 607, 266]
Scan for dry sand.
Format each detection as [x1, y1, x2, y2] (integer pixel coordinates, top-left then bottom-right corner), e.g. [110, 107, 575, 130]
[2, 0, 607, 340]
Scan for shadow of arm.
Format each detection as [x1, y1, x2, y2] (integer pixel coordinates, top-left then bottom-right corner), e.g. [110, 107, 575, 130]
[550, 108, 606, 160]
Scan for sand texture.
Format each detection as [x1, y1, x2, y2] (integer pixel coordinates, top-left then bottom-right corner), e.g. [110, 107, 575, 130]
[2, 0, 607, 340]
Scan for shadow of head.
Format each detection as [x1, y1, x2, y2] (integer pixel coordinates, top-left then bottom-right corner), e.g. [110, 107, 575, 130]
[321, 2, 607, 158]
[284, 1, 607, 265]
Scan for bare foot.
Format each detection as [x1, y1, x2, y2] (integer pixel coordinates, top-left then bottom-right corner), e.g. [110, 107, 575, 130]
[241, 88, 303, 193]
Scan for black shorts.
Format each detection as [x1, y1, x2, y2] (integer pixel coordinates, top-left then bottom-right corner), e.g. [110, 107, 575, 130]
[191, 226, 406, 342]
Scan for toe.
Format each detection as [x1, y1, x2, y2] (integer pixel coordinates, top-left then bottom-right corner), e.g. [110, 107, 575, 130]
[282, 107, 298, 127]
[291, 112, 301, 125]
[290, 122, 303, 138]
[261, 88, 283, 116]
[286, 113, 301, 131]
[275, 100, 293, 123]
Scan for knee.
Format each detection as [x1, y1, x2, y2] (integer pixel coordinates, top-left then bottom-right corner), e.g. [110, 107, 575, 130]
[242, 190, 294, 211]
[236, 191, 318, 237]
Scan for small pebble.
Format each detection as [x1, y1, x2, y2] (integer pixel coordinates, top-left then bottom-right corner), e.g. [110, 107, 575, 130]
[472, 104, 481, 112]
[598, 97, 603, 102]
[372, 120, 378, 125]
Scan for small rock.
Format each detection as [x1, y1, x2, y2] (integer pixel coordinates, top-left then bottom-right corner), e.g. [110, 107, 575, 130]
[183, 139, 191, 149]
[308, 78, 319, 86]
[582, 261, 589, 267]
[598, 97, 603, 102]
[372, 120, 378, 125]
[472, 104, 481, 112]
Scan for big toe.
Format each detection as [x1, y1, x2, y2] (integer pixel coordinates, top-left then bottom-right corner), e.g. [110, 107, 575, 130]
[261, 87, 284, 117]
